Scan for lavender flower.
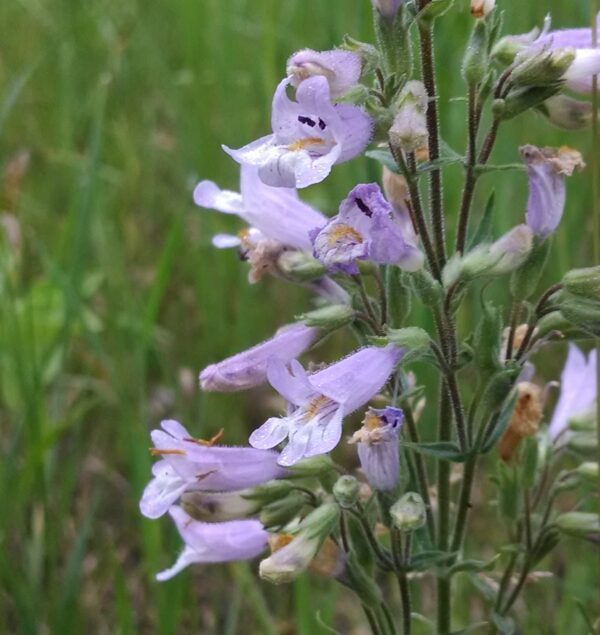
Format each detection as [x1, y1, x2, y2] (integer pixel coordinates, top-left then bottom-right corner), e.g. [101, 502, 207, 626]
[200, 322, 320, 392]
[250, 345, 402, 466]
[286, 49, 362, 97]
[311, 183, 424, 274]
[223, 76, 372, 188]
[534, 14, 600, 93]
[521, 145, 585, 238]
[194, 164, 326, 251]
[349, 406, 403, 491]
[548, 344, 597, 441]
[156, 506, 268, 581]
[140, 419, 286, 518]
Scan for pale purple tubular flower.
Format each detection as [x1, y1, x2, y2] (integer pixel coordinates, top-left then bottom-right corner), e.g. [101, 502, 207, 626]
[534, 13, 600, 93]
[548, 344, 597, 442]
[140, 419, 286, 519]
[287, 49, 362, 97]
[521, 145, 585, 238]
[349, 407, 403, 491]
[250, 345, 402, 466]
[223, 76, 372, 189]
[311, 183, 424, 274]
[156, 506, 268, 581]
[200, 322, 320, 392]
[194, 164, 326, 251]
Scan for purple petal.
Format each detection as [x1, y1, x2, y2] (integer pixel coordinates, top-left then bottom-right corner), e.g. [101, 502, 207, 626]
[266, 357, 315, 405]
[249, 417, 290, 450]
[199, 323, 319, 392]
[287, 49, 362, 97]
[193, 180, 244, 214]
[139, 464, 188, 519]
[335, 103, 373, 163]
[278, 424, 313, 466]
[311, 345, 402, 412]
[304, 406, 345, 458]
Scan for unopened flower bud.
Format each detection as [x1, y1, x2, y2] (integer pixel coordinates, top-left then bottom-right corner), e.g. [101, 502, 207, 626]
[488, 225, 534, 274]
[259, 504, 340, 584]
[389, 81, 428, 153]
[390, 492, 426, 532]
[563, 265, 600, 300]
[371, 0, 402, 20]
[308, 538, 346, 578]
[555, 512, 600, 537]
[384, 327, 431, 361]
[181, 490, 260, 522]
[575, 462, 599, 484]
[298, 304, 356, 329]
[260, 491, 308, 528]
[512, 46, 575, 88]
[277, 250, 326, 282]
[462, 19, 489, 85]
[491, 28, 541, 66]
[499, 382, 543, 462]
[382, 167, 410, 211]
[243, 480, 295, 504]
[501, 324, 537, 360]
[557, 292, 600, 338]
[470, 0, 495, 18]
[539, 95, 594, 130]
[333, 475, 360, 508]
[288, 455, 337, 478]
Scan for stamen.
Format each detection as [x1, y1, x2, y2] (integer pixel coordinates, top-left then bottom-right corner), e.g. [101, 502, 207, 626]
[305, 394, 332, 419]
[185, 428, 225, 447]
[149, 448, 186, 456]
[363, 412, 383, 431]
[287, 137, 325, 152]
[327, 224, 363, 246]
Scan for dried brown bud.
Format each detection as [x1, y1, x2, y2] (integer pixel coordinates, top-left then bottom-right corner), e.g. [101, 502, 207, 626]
[308, 538, 345, 578]
[470, 0, 495, 18]
[499, 382, 543, 461]
[501, 324, 538, 358]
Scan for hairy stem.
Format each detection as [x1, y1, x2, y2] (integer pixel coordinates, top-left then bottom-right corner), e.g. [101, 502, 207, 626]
[418, 23, 446, 268]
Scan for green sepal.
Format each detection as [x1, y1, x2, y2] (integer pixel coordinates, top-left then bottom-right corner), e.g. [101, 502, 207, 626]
[409, 549, 457, 571]
[385, 267, 412, 327]
[510, 237, 550, 301]
[467, 191, 495, 251]
[447, 554, 500, 576]
[416, 0, 454, 27]
[480, 387, 518, 453]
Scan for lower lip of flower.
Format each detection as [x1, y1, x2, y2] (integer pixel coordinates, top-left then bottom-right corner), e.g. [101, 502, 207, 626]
[287, 137, 326, 152]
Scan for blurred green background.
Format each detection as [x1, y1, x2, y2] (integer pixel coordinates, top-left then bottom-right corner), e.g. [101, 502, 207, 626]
[0, 0, 598, 633]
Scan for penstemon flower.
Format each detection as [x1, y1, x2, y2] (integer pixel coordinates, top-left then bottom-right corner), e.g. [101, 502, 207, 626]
[249, 345, 402, 466]
[520, 144, 585, 238]
[548, 344, 597, 442]
[311, 183, 423, 274]
[194, 164, 326, 252]
[286, 49, 362, 97]
[155, 506, 268, 581]
[140, 420, 285, 519]
[223, 76, 372, 188]
[371, 0, 403, 20]
[200, 322, 320, 392]
[349, 406, 403, 491]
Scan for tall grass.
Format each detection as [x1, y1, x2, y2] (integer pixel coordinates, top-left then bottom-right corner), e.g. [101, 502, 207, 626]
[0, 0, 597, 632]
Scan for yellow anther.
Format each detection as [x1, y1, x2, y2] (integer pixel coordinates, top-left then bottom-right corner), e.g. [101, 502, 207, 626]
[149, 448, 186, 456]
[186, 428, 225, 447]
[287, 137, 325, 152]
[362, 412, 383, 431]
[305, 394, 331, 419]
[327, 224, 363, 246]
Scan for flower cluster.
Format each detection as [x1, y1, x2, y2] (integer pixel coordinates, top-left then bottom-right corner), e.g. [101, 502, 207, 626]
[139, 5, 600, 632]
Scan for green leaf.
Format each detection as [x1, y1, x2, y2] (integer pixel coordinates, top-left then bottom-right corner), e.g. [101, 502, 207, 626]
[366, 148, 399, 173]
[402, 441, 471, 462]
[574, 599, 597, 635]
[416, 156, 464, 174]
[416, 0, 455, 26]
[468, 191, 495, 251]
[480, 390, 518, 453]
[448, 554, 500, 576]
[409, 550, 457, 570]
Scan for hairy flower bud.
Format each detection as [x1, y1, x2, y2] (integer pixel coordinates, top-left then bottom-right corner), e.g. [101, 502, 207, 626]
[260, 491, 308, 528]
[512, 46, 575, 87]
[555, 512, 600, 537]
[371, 0, 402, 20]
[389, 81, 429, 153]
[470, 0, 495, 18]
[499, 382, 543, 462]
[463, 19, 489, 85]
[298, 304, 356, 329]
[390, 492, 426, 532]
[259, 503, 340, 584]
[491, 28, 541, 66]
[563, 265, 600, 300]
[277, 251, 327, 282]
[181, 490, 261, 522]
[333, 475, 360, 508]
[539, 95, 594, 130]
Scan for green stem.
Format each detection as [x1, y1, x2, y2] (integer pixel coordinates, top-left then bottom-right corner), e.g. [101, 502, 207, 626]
[450, 454, 477, 553]
[436, 386, 453, 634]
[418, 22, 446, 268]
[403, 406, 436, 541]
